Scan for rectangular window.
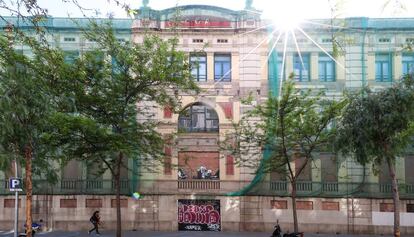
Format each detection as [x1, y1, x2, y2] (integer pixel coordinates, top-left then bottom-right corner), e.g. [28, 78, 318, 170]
[63, 51, 79, 64]
[277, 54, 285, 80]
[293, 53, 310, 81]
[379, 38, 391, 43]
[322, 201, 340, 211]
[60, 199, 77, 208]
[111, 57, 122, 74]
[402, 54, 414, 75]
[296, 201, 313, 210]
[111, 199, 128, 208]
[192, 39, 204, 43]
[321, 153, 338, 182]
[375, 53, 392, 82]
[63, 37, 76, 42]
[4, 199, 21, 208]
[217, 39, 228, 43]
[406, 38, 414, 43]
[296, 38, 307, 43]
[271, 200, 287, 209]
[226, 155, 234, 175]
[164, 146, 172, 175]
[85, 199, 102, 208]
[322, 38, 333, 43]
[319, 54, 335, 82]
[190, 54, 207, 82]
[295, 157, 311, 181]
[380, 203, 394, 212]
[268, 53, 285, 83]
[407, 204, 414, 213]
[405, 156, 414, 183]
[214, 54, 231, 82]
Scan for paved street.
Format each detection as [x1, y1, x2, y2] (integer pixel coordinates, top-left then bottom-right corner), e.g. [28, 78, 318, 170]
[0, 230, 411, 237]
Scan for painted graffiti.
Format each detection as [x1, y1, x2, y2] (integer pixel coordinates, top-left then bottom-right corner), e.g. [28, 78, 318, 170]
[178, 199, 221, 231]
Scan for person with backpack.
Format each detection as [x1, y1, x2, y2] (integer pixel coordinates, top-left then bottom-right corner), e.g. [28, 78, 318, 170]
[88, 211, 101, 235]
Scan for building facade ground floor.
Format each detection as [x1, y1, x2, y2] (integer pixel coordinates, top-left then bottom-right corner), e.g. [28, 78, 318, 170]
[1, 195, 414, 235]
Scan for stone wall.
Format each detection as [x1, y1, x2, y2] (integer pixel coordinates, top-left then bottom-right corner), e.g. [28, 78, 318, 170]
[1, 195, 414, 235]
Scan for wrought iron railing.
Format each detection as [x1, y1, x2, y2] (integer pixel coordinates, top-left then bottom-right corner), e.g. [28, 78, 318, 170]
[0, 179, 413, 198]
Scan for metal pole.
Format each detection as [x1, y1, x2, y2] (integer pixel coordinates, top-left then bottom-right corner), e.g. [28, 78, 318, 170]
[14, 159, 19, 237]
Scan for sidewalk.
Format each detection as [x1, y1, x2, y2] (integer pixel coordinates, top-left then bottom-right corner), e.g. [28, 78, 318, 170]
[0, 230, 409, 237]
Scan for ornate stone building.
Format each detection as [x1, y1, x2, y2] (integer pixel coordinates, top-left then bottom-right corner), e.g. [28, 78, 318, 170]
[1, 2, 414, 235]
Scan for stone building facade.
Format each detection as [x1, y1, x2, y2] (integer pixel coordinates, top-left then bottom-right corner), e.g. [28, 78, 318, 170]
[1, 4, 414, 235]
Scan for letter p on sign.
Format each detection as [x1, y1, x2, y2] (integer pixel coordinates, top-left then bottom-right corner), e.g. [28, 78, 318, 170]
[9, 178, 22, 192]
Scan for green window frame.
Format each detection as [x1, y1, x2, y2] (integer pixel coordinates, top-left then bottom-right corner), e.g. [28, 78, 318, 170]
[375, 53, 392, 82]
[402, 53, 414, 75]
[63, 51, 79, 64]
[293, 53, 310, 81]
[318, 54, 335, 82]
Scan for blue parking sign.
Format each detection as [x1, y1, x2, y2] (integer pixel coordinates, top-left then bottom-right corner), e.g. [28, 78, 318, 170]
[9, 178, 22, 192]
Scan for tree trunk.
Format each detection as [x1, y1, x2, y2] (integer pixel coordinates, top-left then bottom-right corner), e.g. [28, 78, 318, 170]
[291, 180, 299, 233]
[115, 153, 123, 237]
[387, 158, 400, 237]
[25, 145, 33, 237]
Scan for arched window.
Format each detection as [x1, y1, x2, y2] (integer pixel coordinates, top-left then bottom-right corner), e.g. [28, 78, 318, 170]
[178, 103, 219, 132]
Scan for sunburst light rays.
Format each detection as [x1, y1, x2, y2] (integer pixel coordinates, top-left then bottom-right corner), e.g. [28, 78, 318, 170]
[199, 16, 365, 99]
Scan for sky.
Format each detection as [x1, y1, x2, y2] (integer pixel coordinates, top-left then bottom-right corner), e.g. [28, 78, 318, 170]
[24, 0, 414, 19]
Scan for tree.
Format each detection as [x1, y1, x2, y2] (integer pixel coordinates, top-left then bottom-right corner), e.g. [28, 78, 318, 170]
[335, 75, 414, 237]
[0, 28, 63, 237]
[46, 22, 199, 237]
[226, 77, 344, 233]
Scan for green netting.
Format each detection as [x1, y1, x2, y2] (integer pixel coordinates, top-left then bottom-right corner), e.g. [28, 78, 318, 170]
[227, 26, 279, 196]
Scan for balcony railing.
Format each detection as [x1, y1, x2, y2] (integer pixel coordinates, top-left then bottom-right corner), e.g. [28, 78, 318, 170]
[0, 179, 414, 198]
[296, 181, 313, 192]
[406, 184, 414, 194]
[379, 183, 393, 193]
[178, 180, 220, 190]
[270, 181, 288, 192]
[323, 182, 339, 192]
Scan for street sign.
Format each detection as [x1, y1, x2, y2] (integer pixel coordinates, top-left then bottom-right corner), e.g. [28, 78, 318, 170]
[9, 178, 22, 192]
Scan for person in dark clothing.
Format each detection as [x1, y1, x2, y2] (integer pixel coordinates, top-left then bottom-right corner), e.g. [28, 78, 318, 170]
[88, 211, 101, 235]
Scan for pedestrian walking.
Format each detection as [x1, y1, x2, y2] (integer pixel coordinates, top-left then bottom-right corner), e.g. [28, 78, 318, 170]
[88, 210, 101, 235]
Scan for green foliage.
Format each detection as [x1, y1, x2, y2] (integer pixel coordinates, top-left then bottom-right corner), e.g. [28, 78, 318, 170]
[328, 0, 347, 57]
[224, 77, 345, 233]
[47, 21, 199, 175]
[227, 77, 345, 180]
[0, 33, 61, 181]
[39, 22, 200, 237]
[336, 74, 414, 165]
[335, 69, 414, 237]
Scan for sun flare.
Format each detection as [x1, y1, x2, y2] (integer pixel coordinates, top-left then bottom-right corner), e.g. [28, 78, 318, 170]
[262, 0, 305, 31]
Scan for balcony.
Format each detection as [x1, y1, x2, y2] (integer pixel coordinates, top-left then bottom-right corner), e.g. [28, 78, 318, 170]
[0, 179, 413, 198]
[178, 180, 220, 190]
